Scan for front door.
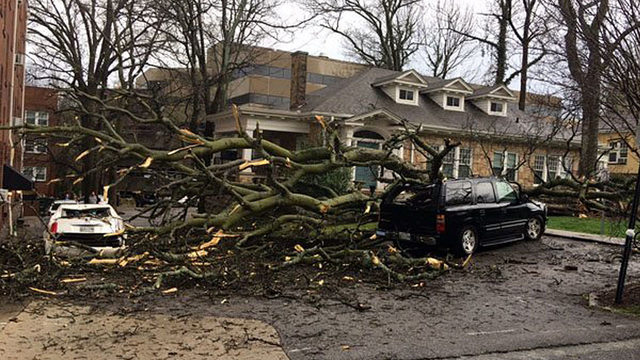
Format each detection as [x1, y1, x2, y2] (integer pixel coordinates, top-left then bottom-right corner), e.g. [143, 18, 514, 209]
[355, 140, 380, 189]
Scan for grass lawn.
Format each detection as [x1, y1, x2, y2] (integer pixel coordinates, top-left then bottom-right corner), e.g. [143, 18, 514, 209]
[547, 216, 627, 237]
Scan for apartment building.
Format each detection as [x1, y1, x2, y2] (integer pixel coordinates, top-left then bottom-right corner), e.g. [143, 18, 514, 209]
[1, 0, 30, 232]
[22, 86, 60, 197]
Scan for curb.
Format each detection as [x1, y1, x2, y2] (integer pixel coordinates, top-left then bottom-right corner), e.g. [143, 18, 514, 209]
[545, 229, 625, 247]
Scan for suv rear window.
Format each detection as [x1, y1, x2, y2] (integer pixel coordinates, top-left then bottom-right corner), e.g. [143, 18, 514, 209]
[445, 181, 472, 206]
[392, 185, 434, 206]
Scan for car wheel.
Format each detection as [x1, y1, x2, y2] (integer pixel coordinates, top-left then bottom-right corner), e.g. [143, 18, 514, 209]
[455, 226, 478, 256]
[525, 216, 544, 241]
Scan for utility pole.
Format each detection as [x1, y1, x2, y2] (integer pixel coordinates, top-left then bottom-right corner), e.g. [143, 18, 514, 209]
[615, 127, 640, 304]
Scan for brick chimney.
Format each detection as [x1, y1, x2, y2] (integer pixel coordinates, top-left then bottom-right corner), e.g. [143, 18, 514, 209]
[290, 51, 308, 110]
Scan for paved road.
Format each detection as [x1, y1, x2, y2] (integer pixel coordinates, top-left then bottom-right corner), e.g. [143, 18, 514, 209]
[188, 234, 640, 359]
[4, 232, 640, 359]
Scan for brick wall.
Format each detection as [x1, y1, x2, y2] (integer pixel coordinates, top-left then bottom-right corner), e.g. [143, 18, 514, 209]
[404, 132, 579, 186]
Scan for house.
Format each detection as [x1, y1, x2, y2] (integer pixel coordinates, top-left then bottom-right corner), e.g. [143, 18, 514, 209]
[0, 0, 30, 233]
[598, 117, 638, 177]
[209, 50, 579, 188]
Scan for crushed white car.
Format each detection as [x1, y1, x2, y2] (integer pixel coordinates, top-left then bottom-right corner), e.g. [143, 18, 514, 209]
[44, 204, 126, 256]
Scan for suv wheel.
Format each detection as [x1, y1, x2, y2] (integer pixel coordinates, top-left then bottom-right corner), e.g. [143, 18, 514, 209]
[525, 216, 544, 241]
[455, 226, 478, 256]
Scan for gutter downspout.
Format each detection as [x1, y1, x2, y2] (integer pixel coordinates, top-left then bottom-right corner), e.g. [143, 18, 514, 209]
[7, 0, 21, 236]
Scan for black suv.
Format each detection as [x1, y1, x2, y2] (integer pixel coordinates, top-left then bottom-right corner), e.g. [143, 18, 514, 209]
[377, 177, 547, 255]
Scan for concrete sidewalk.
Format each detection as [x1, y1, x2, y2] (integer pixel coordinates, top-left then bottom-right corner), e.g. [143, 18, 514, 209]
[545, 228, 625, 246]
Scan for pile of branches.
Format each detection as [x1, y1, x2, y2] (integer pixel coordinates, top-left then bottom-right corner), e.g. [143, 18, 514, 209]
[3, 102, 472, 296]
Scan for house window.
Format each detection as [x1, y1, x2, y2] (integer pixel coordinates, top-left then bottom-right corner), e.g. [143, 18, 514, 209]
[492, 152, 504, 176]
[442, 149, 455, 178]
[547, 155, 559, 180]
[446, 96, 461, 108]
[440, 147, 472, 179]
[492, 151, 518, 181]
[609, 141, 628, 164]
[490, 101, 504, 113]
[23, 166, 47, 182]
[25, 139, 47, 154]
[458, 148, 472, 178]
[563, 156, 574, 176]
[533, 155, 545, 184]
[399, 88, 415, 101]
[25, 111, 49, 126]
[506, 152, 518, 181]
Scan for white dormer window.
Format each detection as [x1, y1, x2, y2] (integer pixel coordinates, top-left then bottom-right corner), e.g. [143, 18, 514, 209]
[490, 101, 503, 113]
[446, 96, 460, 107]
[488, 101, 507, 116]
[399, 88, 415, 101]
[396, 87, 418, 105]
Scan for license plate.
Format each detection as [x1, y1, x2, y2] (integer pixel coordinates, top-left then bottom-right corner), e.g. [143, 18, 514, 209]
[398, 232, 411, 240]
[78, 227, 95, 233]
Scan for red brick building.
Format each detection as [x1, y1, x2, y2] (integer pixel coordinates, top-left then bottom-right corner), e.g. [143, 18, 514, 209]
[1, 0, 28, 232]
[22, 86, 60, 197]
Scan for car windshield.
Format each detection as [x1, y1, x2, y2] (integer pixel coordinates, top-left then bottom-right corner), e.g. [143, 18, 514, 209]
[61, 207, 111, 218]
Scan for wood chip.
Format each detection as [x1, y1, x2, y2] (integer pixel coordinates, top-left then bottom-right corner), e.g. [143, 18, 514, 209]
[167, 144, 199, 155]
[88, 258, 118, 265]
[238, 159, 270, 170]
[75, 149, 91, 162]
[187, 249, 208, 259]
[29, 287, 58, 296]
[139, 157, 153, 168]
[60, 278, 86, 284]
[162, 287, 178, 294]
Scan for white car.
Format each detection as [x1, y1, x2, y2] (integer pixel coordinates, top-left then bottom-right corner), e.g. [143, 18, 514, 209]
[47, 200, 79, 217]
[44, 204, 126, 256]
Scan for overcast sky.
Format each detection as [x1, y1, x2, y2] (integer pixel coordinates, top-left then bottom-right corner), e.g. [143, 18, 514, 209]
[267, 0, 544, 89]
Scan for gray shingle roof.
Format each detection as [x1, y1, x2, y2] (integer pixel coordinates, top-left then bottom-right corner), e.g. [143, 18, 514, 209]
[303, 68, 572, 141]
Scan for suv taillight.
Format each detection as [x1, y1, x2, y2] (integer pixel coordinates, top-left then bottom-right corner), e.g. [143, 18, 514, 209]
[50, 222, 58, 234]
[436, 214, 445, 233]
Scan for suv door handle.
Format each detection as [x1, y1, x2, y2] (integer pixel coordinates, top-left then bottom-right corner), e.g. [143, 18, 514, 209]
[479, 209, 486, 216]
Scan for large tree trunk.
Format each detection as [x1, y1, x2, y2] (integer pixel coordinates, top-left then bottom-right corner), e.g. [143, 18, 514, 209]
[579, 87, 601, 176]
[495, 0, 512, 85]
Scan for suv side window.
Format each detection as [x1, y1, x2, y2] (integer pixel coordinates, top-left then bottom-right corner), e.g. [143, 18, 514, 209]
[496, 181, 517, 203]
[445, 181, 473, 206]
[475, 181, 496, 203]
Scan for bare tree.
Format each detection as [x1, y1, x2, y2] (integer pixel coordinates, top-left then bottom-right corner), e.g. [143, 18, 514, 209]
[601, 0, 640, 160]
[29, 0, 161, 201]
[548, 0, 640, 176]
[307, 0, 423, 71]
[421, 0, 476, 79]
[507, 0, 549, 110]
[453, 0, 512, 85]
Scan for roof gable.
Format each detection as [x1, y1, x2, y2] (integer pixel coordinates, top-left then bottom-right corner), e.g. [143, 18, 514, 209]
[372, 69, 428, 88]
[421, 78, 473, 94]
[468, 84, 516, 100]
